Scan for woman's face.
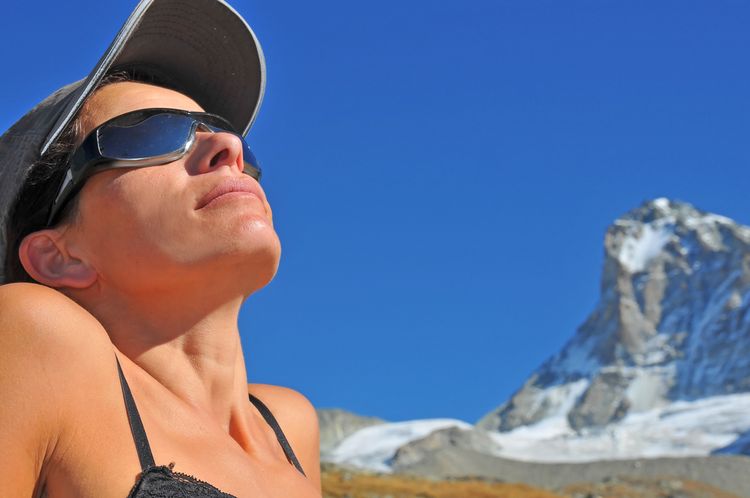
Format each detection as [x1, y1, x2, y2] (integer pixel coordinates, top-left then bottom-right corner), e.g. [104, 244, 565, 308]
[64, 81, 280, 296]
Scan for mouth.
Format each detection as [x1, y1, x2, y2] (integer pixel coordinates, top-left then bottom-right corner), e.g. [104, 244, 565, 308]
[196, 176, 266, 210]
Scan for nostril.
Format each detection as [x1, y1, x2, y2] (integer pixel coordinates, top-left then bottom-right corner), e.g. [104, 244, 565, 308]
[209, 149, 230, 167]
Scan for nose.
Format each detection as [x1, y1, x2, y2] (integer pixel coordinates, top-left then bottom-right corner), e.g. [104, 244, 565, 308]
[187, 126, 245, 176]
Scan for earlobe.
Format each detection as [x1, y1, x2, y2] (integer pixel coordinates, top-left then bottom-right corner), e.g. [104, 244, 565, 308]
[19, 230, 97, 289]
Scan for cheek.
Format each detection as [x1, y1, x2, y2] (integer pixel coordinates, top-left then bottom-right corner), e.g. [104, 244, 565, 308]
[77, 169, 189, 257]
[106, 171, 175, 219]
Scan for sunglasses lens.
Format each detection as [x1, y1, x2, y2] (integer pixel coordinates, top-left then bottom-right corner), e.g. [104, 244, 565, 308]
[242, 146, 261, 178]
[98, 113, 193, 159]
[96, 111, 261, 180]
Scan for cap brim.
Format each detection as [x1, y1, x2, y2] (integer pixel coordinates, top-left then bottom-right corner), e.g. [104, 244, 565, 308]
[41, 0, 266, 155]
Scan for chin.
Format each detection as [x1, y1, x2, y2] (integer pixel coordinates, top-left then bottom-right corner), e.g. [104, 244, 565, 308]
[184, 215, 281, 294]
[231, 230, 282, 295]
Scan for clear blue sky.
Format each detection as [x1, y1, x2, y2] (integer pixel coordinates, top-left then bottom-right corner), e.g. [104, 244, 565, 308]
[2, 1, 750, 423]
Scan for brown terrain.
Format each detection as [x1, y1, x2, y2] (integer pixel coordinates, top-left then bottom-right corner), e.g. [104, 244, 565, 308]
[321, 463, 744, 498]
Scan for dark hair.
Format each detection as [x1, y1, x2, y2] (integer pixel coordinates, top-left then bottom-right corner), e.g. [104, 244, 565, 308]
[4, 71, 135, 283]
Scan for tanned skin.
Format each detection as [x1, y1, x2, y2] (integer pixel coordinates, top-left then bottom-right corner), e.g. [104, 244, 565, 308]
[0, 82, 321, 498]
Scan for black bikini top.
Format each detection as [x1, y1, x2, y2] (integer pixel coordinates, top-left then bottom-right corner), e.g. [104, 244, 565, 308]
[115, 357, 306, 498]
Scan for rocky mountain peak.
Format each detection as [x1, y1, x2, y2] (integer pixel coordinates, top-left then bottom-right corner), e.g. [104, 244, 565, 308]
[604, 197, 749, 277]
[620, 197, 699, 224]
[478, 199, 750, 435]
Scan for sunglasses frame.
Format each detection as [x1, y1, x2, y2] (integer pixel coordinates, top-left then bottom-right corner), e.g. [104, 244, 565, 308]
[47, 108, 261, 225]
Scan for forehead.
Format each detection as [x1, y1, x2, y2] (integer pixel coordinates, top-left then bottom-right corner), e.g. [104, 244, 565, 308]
[79, 81, 205, 139]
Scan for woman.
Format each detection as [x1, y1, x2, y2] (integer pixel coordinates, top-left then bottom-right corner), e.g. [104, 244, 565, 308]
[0, 1, 321, 497]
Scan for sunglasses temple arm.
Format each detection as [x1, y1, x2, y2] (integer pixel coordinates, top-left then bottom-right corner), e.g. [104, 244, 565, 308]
[47, 136, 100, 225]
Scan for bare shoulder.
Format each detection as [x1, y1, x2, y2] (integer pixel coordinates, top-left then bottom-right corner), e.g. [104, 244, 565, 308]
[248, 383, 318, 433]
[0, 283, 117, 398]
[248, 383, 321, 489]
[0, 283, 116, 494]
[0, 282, 112, 354]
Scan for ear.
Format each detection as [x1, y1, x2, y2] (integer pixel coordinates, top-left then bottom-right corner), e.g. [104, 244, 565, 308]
[18, 229, 97, 289]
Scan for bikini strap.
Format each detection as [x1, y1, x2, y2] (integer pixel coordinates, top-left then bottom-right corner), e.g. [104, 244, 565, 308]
[115, 353, 305, 477]
[248, 394, 307, 477]
[115, 355, 156, 471]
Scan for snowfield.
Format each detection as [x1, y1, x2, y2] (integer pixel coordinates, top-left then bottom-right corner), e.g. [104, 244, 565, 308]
[323, 393, 750, 471]
[487, 392, 750, 463]
[324, 418, 471, 472]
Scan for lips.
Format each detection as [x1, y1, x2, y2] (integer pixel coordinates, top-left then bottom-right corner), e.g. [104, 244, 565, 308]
[196, 176, 265, 210]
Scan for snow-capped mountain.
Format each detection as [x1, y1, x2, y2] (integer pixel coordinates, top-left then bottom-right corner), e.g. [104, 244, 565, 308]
[322, 199, 750, 471]
[475, 198, 750, 460]
[478, 199, 750, 432]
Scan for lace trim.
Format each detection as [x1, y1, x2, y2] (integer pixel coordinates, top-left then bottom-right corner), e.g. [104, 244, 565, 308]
[128, 463, 237, 498]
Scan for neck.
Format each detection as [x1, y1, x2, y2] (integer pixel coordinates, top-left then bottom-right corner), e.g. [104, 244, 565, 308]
[75, 282, 251, 432]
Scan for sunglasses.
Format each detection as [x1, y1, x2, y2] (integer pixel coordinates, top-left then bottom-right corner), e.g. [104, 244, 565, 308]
[47, 108, 261, 225]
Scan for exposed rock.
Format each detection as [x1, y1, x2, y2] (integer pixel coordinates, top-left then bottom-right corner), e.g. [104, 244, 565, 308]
[477, 376, 552, 432]
[567, 369, 631, 430]
[389, 426, 501, 467]
[317, 408, 386, 454]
